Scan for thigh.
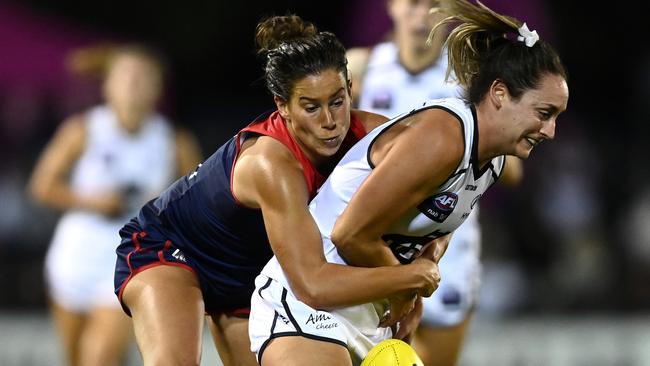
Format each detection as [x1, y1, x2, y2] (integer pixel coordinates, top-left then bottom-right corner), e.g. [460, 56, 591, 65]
[208, 314, 257, 366]
[78, 306, 133, 366]
[262, 336, 352, 366]
[122, 265, 205, 366]
[413, 315, 473, 366]
[49, 300, 86, 366]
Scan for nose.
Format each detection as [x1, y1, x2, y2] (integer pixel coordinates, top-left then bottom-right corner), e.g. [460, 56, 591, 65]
[540, 118, 556, 140]
[321, 108, 336, 130]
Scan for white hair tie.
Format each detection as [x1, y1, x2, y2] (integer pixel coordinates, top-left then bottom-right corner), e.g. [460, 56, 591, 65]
[517, 23, 539, 47]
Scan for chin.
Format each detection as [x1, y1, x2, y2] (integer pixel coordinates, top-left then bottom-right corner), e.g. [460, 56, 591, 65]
[516, 149, 532, 159]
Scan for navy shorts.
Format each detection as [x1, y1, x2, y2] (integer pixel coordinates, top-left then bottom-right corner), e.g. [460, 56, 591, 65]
[115, 224, 253, 317]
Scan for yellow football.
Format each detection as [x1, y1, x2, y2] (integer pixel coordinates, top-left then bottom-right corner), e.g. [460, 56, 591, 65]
[361, 339, 424, 366]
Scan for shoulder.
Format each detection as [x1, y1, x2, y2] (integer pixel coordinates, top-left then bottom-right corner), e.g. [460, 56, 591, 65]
[238, 136, 303, 180]
[174, 126, 199, 147]
[56, 113, 88, 143]
[346, 47, 371, 78]
[234, 136, 308, 207]
[351, 109, 389, 132]
[398, 107, 465, 162]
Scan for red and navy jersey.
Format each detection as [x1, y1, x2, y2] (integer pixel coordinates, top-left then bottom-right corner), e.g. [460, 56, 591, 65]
[117, 110, 365, 312]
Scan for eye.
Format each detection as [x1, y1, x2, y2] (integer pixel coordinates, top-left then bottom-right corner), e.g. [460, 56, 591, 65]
[305, 105, 318, 113]
[330, 98, 344, 108]
[537, 110, 551, 120]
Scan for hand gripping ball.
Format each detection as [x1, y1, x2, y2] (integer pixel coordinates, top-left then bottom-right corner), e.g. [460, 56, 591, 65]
[360, 339, 424, 366]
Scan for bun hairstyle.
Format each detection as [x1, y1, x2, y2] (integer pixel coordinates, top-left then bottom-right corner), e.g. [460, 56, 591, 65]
[255, 15, 318, 55]
[430, 0, 567, 103]
[255, 15, 348, 101]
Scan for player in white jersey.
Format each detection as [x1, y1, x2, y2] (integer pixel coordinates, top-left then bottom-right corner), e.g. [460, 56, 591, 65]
[346, 1, 522, 364]
[29, 44, 201, 366]
[249, 1, 569, 365]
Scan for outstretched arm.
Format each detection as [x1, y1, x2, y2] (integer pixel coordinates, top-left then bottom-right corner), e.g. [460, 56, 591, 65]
[233, 137, 438, 310]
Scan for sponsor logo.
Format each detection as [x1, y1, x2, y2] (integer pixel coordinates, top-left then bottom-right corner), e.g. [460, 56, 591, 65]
[441, 287, 462, 307]
[172, 249, 187, 263]
[306, 313, 338, 330]
[306, 313, 331, 325]
[465, 184, 477, 191]
[418, 192, 458, 223]
[188, 163, 203, 180]
[371, 91, 392, 110]
[470, 194, 482, 209]
[278, 314, 290, 325]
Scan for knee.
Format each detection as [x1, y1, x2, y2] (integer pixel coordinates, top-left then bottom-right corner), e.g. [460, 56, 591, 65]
[144, 349, 201, 366]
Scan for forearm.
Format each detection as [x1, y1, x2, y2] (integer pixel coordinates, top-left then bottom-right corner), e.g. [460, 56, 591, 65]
[294, 261, 423, 310]
[31, 180, 79, 211]
[334, 235, 400, 268]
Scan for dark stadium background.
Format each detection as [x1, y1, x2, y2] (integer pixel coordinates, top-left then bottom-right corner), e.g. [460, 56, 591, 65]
[2, 0, 648, 316]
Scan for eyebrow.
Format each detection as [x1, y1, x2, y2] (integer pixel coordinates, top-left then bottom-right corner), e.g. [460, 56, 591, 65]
[539, 104, 560, 114]
[298, 87, 345, 102]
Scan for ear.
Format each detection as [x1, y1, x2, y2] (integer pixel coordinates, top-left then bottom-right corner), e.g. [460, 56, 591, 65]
[347, 77, 353, 98]
[386, 0, 397, 18]
[489, 79, 509, 109]
[274, 96, 290, 119]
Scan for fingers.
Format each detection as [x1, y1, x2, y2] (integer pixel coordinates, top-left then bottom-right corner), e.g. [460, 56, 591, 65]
[379, 293, 416, 327]
[411, 258, 441, 297]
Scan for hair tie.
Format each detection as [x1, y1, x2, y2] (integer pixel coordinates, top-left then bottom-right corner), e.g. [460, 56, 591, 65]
[517, 23, 539, 47]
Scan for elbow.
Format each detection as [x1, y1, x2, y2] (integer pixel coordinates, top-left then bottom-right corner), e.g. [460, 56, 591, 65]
[28, 179, 49, 204]
[330, 227, 362, 264]
[330, 227, 351, 254]
[292, 281, 327, 309]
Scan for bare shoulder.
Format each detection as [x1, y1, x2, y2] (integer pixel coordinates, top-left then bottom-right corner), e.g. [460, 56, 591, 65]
[391, 107, 465, 163]
[50, 113, 87, 148]
[346, 47, 371, 77]
[412, 108, 464, 143]
[352, 109, 389, 132]
[234, 135, 305, 205]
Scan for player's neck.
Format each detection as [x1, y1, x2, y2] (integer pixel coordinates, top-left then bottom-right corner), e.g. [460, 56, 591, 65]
[397, 39, 443, 74]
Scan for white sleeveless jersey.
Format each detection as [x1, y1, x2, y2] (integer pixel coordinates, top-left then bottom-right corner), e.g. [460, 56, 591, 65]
[358, 42, 461, 118]
[45, 105, 176, 311]
[261, 98, 504, 285]
[359, 42, 483, 326]
[69, 105, 176, 217]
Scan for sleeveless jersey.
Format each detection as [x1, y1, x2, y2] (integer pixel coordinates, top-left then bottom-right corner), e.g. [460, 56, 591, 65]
[70, 105, 176, 219]
[358, 42, 483, 326]
[358, 42, 461, 117]
[124, 110, 366, 305]
[46, 105, 175, 310]
[261, 98, 505, 286]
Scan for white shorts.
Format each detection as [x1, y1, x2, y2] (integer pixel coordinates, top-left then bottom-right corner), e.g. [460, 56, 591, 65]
[45, 212, 123, 312]
[421, 210, 481, 326]
[249, 275, 392, 365]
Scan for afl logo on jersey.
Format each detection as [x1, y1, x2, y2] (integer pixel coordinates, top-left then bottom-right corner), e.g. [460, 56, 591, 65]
[417, 192, 458, 223]
[370, 91, 393, 110]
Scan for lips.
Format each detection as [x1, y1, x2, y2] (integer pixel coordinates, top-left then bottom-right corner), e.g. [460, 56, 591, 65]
[321, 136, 340, 148]
[525, 137, 542, 148]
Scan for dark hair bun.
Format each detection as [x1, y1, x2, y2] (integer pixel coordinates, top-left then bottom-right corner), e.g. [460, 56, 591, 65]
[255, 15, 318, 55]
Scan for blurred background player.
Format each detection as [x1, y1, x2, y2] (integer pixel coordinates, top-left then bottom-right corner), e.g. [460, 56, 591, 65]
[28, 43, 202, 366]
[346, 1, 522, 364]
